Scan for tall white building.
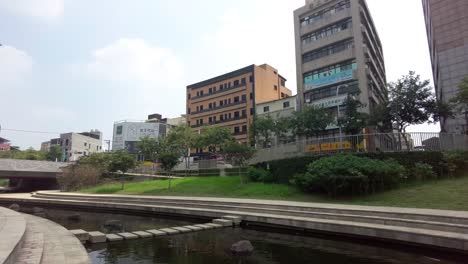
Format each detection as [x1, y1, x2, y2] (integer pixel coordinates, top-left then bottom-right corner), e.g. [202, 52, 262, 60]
[55, 130, 103, 161]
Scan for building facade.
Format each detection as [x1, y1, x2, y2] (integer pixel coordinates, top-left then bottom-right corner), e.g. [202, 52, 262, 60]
[422, 0, 468, 133]
[55, 130, 103, 161]
[294, 0, 387, 135]
[40, 141, 51, 152]
[186, 64, 292, 148]
[0, 137, 11, 152]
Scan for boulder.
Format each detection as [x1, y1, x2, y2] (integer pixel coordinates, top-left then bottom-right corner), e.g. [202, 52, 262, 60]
[8, 204, 20, 211]
[67, 213, 81, 221]
[231, 240, 254, 255]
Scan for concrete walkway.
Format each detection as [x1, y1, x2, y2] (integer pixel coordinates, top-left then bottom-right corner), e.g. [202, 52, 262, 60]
[0, 206, 89, 264]
[1, 191, 468, 253]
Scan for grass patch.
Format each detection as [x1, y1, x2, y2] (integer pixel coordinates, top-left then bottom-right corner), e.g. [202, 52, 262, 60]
[80, 174, 468, 211]
[0, 178, 9, 187]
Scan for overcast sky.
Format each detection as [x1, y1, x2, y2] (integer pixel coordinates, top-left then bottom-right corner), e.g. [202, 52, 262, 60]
[0, 0, 440, 149]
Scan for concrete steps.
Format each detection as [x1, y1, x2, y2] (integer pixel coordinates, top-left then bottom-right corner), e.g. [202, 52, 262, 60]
[13, 192, 468, 252]
[32, 192, 468, 234]
[15, 219, 44, 264]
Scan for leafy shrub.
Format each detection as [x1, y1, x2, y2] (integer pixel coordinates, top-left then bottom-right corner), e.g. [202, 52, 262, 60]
[293, 155, 405, 196]
[412, 162, 437, 180]
[57, 164, 102, 191]
[247, 167, 274, 182]
[441, 151, 468, 176]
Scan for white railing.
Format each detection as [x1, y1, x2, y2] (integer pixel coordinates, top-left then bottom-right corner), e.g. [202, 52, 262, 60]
[251, 132, 468, 164]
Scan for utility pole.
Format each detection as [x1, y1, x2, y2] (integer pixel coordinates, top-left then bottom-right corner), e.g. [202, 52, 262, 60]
[104, 140, 111, 152]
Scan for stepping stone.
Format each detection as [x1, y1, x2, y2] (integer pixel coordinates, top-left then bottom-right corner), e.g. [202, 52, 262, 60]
[70, 229, 89, 242]
[159, 228, 180, 235]
[118, 232, 139, 240]
[171, 227, 192, 233]
[106, 234, 123, 242]
[133, 231, 152, 238]
[193, 224, 213, 230]
[183, 225, 203, 231]
[205, 223, 223, 229]
[212, 219, 233, 227]
[146, 229, 167, 237]
[88, 231, 106, 243]
[222, 215, 242, 225]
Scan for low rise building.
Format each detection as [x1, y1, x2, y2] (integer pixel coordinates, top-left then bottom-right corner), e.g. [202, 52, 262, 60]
[53, 130, 103, 161]
[0, 137, 11, 152]
[40, 141, 51, 152]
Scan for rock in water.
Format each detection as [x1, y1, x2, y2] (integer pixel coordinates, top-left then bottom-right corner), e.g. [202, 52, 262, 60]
[103, 220, 123, 232]
[8, 204, 20, 211]
[231, 240, 254, 255]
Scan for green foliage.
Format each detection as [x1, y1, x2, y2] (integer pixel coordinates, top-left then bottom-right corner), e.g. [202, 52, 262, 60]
[45, 145, 63, 161]
[412, 163, 437, 181]
[387, 71, 437, 133]
[441, 151, 468, 176]
[0, 148, 46, 160]
[450, 76, 468, 133]
[196, 126, 234, 153]
[251, 116, 274, 147]
[247, 167, 274, 182]
[431, 101, 455, 132]
[337, 94, 368, 135]
[57, 163, 102, 191]
[78, 152, 111, 173]
[221, 141, 255, 168]
[108, 150, 137, 173]
[136, 136, 161, 162]
[291, 105, 333, 138]
[166, 124, 198, 158]
[294, 155, 405, 196]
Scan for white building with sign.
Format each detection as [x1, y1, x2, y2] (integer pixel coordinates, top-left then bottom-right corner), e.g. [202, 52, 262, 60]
[112, 121, 166, 154]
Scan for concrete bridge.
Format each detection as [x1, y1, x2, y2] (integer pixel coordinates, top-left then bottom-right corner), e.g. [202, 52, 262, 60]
[0, 159, 68, 191]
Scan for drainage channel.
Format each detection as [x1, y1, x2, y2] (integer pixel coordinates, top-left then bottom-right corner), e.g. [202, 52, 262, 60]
[71, 216, 241, 244]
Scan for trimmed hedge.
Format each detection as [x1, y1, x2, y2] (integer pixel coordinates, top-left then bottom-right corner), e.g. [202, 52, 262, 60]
[255, 151, 468, 183]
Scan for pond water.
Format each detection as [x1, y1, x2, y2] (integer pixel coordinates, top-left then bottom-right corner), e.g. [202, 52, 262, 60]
[18, 206, 467, 264]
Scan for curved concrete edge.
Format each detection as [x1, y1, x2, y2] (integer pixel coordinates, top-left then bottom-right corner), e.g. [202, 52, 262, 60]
[2, 195, 468, 253]
[0, 207, 26, 264]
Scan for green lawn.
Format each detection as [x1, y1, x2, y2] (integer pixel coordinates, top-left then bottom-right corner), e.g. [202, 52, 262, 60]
[80, 174, 468, 211]
[0, 178, 9, 187]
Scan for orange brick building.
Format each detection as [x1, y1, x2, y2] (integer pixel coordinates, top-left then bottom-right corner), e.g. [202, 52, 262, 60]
[187, 64, 292, 152]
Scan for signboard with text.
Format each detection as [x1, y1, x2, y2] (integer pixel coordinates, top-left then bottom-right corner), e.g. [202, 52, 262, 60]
[304, 69, 354, 91]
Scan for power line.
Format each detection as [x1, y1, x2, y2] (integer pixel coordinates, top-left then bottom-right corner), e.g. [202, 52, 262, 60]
[1, 128, 61, 135]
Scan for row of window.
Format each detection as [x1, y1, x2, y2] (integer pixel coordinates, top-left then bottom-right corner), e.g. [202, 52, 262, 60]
[189, 76, 253, 99]
[300, 0, 351, 27]
[262, 101, 291, 113]
[189, 93, 252, 114]
[302, 18, 352, 45]
[193, 109, 252, 126]
[304, 60, 357, 83]
[234, 125, 248, 135]
[304, 80, 359, 102]
[303, 39, 354, 64]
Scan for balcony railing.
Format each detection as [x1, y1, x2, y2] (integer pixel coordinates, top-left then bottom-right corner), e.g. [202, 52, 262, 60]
[191, 115, 248, 128]
[190, 83, 247, 101]
[190, 100, 247, 115]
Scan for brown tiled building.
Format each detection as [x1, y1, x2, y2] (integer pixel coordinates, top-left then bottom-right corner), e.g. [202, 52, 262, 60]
[186, 64, 292, 149]
[422, 0, 468, 133]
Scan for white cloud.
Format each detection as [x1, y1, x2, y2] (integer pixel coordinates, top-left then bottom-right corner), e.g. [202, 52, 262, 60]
[87, 38, 183, 85]
[0, 0, 64, 20]
[0, 45, 33, 88]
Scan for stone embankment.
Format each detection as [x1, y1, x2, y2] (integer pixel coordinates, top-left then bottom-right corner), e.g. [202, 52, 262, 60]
[0, 206, 89, 264]
[1, 191, 468, 253]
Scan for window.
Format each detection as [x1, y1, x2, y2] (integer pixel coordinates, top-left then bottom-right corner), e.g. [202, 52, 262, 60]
[242, 125, 247, 132]
[213, 116, 217, 122]
[116, 125, 123, 135]
[220, 114, 224, 121]
[196, 91, 200, 96]
[209, 117, 213, 123]
[209, 88, 212, 94]
[304, 80, 359, 102]
[228, 113, 232, 119]
[234, 96, 239, 103]
[281, 79, 286, 87]
[250, 93, 253, 99]
[234, 80, 239, 86]
[196, 106, 199, 112]
[219, 84, 223, 90]
[220, 100, 224, 106]
[242, 109, 247, 117]
[283, 101, 290, 108]
[200, 119, 204, 125]
[250, 108, 254, 115]
[302, 18, 352, 45]
[241, 94, 246, 101]
[213, 102, 217, 108]
[249, 76, 254, 83]
[228, 82, 232, 88]
[200, 91, 204, 96]
[281, 92, 285, 98]
[228, 98, 231, 104]
[264, 106, 270, 112]
[274, 85, 278, 90]
[209, 103, 212, 109]
[188, 108, 191, 114]
[65, 139, 69, 146]
[84, 142, 87, 146]
[241, 77, 246, 84]
[274, 71, 277, 75]
[302, 39, 354, 63]
[234, 127, 240, 134]
[303, 60, 357, 84]
[300, 0, 350, 27]
[234, 111, 240, 118]
[200, 105, 204, 111]
[188, 93, 191, 99]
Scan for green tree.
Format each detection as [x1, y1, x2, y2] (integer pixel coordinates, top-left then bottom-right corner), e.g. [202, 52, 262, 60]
[291, 105, 333, 139]
[78, 152, 112, 173]
[272, 117, 291, 145]
[337, 95, 369, 135]
[431, 101, 455, 132]
[251, 116, 275, 147]
[136, 136, 161, 162]
[166, 125, 199, 168]
[387, 71, 437, 133]
[197, 126, 234, 154]
[368, 104, 393, 133]
[108, 150, 137, 173]
[221, 141, 255, 184]
[451, 76, 468, 133]
[45, 145, 63, 161]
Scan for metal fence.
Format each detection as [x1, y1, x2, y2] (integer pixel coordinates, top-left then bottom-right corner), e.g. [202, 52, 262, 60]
[250, 132, 468, 164]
